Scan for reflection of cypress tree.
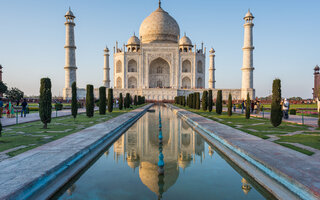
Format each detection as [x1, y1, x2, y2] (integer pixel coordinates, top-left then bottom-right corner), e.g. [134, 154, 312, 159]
[158, 174, 165, 200]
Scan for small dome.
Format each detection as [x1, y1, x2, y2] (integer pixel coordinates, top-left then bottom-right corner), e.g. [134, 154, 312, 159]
[244, 9, 254, 19]
[65, 8, 75, 17]
[127, 35, 140, 45]
[314, 65, 320, 71]
[209, 48, 215, 54]
[139, 6, 180, 43]
[179, 34, 192, 46]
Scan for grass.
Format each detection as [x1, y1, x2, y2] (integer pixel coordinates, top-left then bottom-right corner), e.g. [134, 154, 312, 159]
[0, 105, 146, 157]
[262, 104, 317, 109]
[276, 134, 320, 151]
[173, 104, 320, 156]
[275, 142, 314, 156]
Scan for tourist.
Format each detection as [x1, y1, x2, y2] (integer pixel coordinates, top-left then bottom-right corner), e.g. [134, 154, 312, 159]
[282, 98, 290, 119]
[241, 101, 245, 113]
[251, 101, 254, 113]
[256, 101, 261, 114]
[0, 98, 3, 118]
[21, 99, 28, 117]
[233, 104, 236, 112]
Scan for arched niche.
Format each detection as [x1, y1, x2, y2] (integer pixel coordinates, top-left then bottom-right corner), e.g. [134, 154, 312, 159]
[128, 60, 137, 72]
[182, 60, 191, 73]
[149, 58, 170, 88]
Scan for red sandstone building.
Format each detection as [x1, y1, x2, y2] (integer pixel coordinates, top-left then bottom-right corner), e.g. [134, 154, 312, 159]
[313, 65, 320, 99]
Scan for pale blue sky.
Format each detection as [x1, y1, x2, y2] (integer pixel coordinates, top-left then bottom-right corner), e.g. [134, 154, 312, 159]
[0, 0, 319, 98]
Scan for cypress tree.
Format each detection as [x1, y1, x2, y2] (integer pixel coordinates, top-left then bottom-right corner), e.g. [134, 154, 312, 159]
[99, 87, 106, 115]
[86, 84, 94, 117]
[134, 95, 138, 106]
[39, 78, 52, 129]
[196, 93, 200, 110]
[192, 93, 196, 109]
[108, 88, 113, 113]
[216, 90, 222, 114]
[270, 79, 282, 127]
[246, 93, 251, 119]
[208, 90, 213, 112]
[0, 121, 2, 137]
[227, 93, 232, 116]
[71, 82, 78, 119]
[202, 91, 208, 111]
[119, 93, 123, 110]
[125, 93, 130, 108]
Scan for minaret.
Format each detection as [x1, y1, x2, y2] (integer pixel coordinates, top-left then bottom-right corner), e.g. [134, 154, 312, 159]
[208, 48, 216, 89]
[241, 10, 255, 99]
[63, 8, 77, 100]
[103, 46, 110, 88]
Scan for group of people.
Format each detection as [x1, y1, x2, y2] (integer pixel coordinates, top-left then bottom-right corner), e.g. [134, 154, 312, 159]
[0, 98, 28, 118]
[241, 100, 262, 114]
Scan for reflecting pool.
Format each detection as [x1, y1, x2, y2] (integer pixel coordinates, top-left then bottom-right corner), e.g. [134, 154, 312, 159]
[57, 106, 271, 200]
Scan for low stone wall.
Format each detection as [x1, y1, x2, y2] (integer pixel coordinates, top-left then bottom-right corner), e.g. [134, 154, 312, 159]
[166, 104, 320, 200]
[0, 104, 153, 200]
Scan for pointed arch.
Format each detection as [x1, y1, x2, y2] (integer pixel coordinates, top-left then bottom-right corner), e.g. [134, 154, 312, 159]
[116, 60, 122, 73]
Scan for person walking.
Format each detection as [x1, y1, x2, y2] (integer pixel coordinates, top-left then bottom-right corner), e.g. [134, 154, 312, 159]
[0, 98, 3, 118]
[241, 101, 245, 114]
[233, 104, 236, 112]
[282, 98, 290, 119]
[21, 99, 28, 117]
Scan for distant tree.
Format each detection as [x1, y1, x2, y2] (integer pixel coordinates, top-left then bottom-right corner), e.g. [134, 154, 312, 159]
[39, 78, 52, 129]
[99, 87, 106, 115]
[119, 93, 123, 110]
[246, 93, 251, 119]
[71, 82, 78, 119]
[192, 93, 196, 109]
[208, 90, 213, 112]
[270, 79, 282, 127]
[125, 93, 130, 108]
[216, 90, 222, 114]
[0, 81, 8, 96]
[5, 87, 24, 104]
[108, 88, 113, 113]
[86, 85, 94, 117]
[202, 91, 208, 111]
[227, 93, 232, 116]
[134, 95, 138, 106]
[182, 96, 186, 107]
[195, 93, 200, 110]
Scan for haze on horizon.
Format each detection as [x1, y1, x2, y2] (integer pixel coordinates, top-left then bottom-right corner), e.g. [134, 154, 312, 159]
[0, 0, 319, 99]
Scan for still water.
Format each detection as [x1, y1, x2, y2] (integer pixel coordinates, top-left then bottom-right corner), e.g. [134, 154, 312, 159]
[57, 106, 270, 200]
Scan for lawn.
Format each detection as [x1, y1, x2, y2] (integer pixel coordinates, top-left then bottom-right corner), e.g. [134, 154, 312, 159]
[173, 104, 320, 156]
[262, 104, 317, 109]
[0, 105, 145, 157]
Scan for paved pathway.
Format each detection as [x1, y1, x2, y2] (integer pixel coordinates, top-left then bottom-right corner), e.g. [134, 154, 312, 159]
[0, 108, 87, 127]
[0, 104, 152, 199]
[169, 104, 320, 200]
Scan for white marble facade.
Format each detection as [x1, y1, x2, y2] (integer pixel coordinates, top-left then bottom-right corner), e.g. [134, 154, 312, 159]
[63, 3, 256, 101]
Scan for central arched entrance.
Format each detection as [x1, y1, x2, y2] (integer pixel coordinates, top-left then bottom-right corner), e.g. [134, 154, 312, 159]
[149, 58, 170, 88]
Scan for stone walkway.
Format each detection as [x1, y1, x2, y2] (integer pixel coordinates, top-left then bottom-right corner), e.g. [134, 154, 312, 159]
[0, 104, 152, 199]
[169, 104, 320, 200]
[0, 108, 87, 127]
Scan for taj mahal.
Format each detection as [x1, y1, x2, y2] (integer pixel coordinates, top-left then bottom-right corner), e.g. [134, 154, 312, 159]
[63, 1, 255, 101]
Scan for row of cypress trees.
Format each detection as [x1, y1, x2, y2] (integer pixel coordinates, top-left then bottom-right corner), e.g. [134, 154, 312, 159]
[118, 93, 145, 110]
[174, 96, 186, 106]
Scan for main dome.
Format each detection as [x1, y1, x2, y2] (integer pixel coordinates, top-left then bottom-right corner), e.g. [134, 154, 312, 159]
[139, 6, 180, 43]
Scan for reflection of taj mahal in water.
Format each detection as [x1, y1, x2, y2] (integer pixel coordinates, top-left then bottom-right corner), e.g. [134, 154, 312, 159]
[113, 107, 205, 196]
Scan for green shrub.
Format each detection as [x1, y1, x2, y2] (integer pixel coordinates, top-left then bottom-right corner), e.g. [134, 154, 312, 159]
[108, 88, 113, 113]
[216, 90, 222, 114]
[54, 103, 63, 111]
[39, 78, 52, 129]
[208, 90, 213, 112]
[196, 93, 200, 110]
[119, 93, 123, 110]
[246, 93, 251, 119]
[99, 87, 106, 115]
[202, 91, 208, 111]
[86, 85, 94, 117]
[289, 109, 296, 115]
[71, 82, 78, 119]
[270, 79, 282, 127]
[227, 93, 232, 116]
[134, 95, 138, 106]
